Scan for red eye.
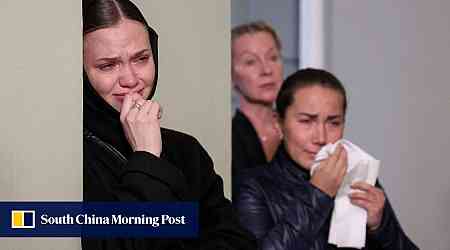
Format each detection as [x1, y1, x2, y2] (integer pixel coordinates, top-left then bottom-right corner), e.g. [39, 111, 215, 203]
[298, 119, 311, 124]
[137, 55, 149, 63]
[98, 63, 116, 71]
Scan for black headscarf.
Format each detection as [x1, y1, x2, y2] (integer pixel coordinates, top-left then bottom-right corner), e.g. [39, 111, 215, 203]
[83, 24, 159, 158]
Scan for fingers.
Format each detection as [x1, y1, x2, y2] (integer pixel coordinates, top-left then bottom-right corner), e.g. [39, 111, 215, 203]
[134, 100, 161, 121]
[335, 146, 348, 178]
[326, 143, 343, 167]
[148, 101, 161, 119]
[349, 196, 370, 209]
[349, 183, 385, 230]
[351, 181, 372, 190]
[120, 93, 144, 121]
[351, 182, 384, 197]
[322, 144, 347, 179]
[120, 94, 135, 122]
[349, 182, 385, 207]
[136, 100, 153, 119]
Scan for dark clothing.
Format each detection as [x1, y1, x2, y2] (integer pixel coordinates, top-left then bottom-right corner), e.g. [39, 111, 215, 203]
[232, 109, 267, 175]
[82, 27, 256, 249]
[232, 109, 268, 199]
[232, 109, 268, 173]
[83, 128, 256, 250]
[234, 147, 419, 250]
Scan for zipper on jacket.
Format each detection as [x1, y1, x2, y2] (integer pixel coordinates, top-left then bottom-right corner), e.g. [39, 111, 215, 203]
[84, 129, 127, 166]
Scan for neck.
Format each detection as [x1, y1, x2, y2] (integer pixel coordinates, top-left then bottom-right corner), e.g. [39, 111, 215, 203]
[239, 97, 275, 124]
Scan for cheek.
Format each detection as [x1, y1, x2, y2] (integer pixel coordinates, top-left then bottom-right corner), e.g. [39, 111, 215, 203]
[283, 123, 310, 151]
[327, 127, 344, 143]
[233, 66, 258, 86]
[286, 130, 309, 151]
[283, 123, 315, 168]
[273, 62, 284, 77]
[276, 67, 284, 85]
[87, 70, 117, 97]
[136, 64, 156, 98]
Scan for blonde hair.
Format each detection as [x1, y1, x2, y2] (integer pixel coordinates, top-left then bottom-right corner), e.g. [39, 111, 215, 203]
[231, 21, 281, 50]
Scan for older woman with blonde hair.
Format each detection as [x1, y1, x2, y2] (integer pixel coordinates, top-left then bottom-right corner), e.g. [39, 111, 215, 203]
[232, 21, 284, 177]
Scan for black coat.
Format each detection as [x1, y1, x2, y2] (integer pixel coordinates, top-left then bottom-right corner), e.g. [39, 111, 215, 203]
[84, 128, 256, 250]
[234, 147, 419, 250]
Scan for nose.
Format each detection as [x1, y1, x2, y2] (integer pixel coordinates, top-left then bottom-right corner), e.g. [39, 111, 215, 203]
[312, 123, 327, 146]
[119, 64, 138, 88]
[261, 59, 273, 75]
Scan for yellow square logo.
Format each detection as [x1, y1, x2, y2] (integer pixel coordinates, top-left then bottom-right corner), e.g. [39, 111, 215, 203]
[11, 210, 35, 229]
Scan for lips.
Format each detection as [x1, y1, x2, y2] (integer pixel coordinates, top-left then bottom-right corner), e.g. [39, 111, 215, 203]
[113, 88, 145, 102]
[306, 151, 318, 158]
[260, 82, 276, 89]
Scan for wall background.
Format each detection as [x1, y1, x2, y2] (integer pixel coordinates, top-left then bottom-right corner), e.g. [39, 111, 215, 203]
[0, 1, 82, 249]
[0, 1, 230, 249]
[137, 1, 232, 197]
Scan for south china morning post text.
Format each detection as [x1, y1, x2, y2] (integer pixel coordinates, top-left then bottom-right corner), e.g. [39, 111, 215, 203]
[0, 202, 198, 237]
[40, 213, 186, 227]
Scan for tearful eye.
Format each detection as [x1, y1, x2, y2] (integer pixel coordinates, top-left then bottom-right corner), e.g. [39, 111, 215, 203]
[136, 55, 150, 63]
[244, 59, 256, 66]
[97, 63, 116, 71]
[270, 54, 280, 62]
[329, 121, 342, 127]
[298, 119, 311, 124]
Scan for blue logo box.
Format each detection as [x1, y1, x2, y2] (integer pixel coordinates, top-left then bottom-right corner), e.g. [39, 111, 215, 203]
[0, 202, 198, 237]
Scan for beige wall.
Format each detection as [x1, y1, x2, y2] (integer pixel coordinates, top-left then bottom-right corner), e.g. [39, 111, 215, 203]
[0, 1, 230, 249]
[0, 1, 82, 249]
[137, 1, 232, 196]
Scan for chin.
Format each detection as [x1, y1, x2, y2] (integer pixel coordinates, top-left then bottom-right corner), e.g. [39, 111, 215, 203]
[292, 157, 313, 170]
[110, 101, 122, 112]
[260, 93, 277, 102]
[254, 96, 276, 105]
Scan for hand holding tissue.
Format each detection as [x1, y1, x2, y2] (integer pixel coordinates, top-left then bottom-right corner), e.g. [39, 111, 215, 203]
[311, 139, 380, 249]
[310, 144, 348, 197]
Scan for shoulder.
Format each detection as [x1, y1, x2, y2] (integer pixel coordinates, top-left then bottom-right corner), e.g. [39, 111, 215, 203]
[161, 127, 198, 145]
[232, 110, 252, 134]
[235, 165, 279, 198]
[160, 127, 212, 166]
[160, 127, 204, 155]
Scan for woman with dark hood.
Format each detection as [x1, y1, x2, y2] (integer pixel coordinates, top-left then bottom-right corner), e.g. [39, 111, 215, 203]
[82, 0, 256, 249]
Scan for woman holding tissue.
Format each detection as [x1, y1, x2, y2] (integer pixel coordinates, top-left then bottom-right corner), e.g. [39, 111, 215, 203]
[234, 68, 418, 249]
[83, 0, 256, 249]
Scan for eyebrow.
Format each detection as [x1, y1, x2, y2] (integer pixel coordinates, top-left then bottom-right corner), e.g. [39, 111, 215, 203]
[238, 47, 278, 57]
[96, 49, 151, 62]
[130, 49, 152, 60]
[296, 112, 343, 120]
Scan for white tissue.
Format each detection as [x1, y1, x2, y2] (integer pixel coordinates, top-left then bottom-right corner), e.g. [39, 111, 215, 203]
[310, 139, 380, 249]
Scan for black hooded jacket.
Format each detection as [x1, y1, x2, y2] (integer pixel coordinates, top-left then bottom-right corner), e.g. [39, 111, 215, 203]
[82, 25, 256, 250]
[234, 146, 419, 250]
